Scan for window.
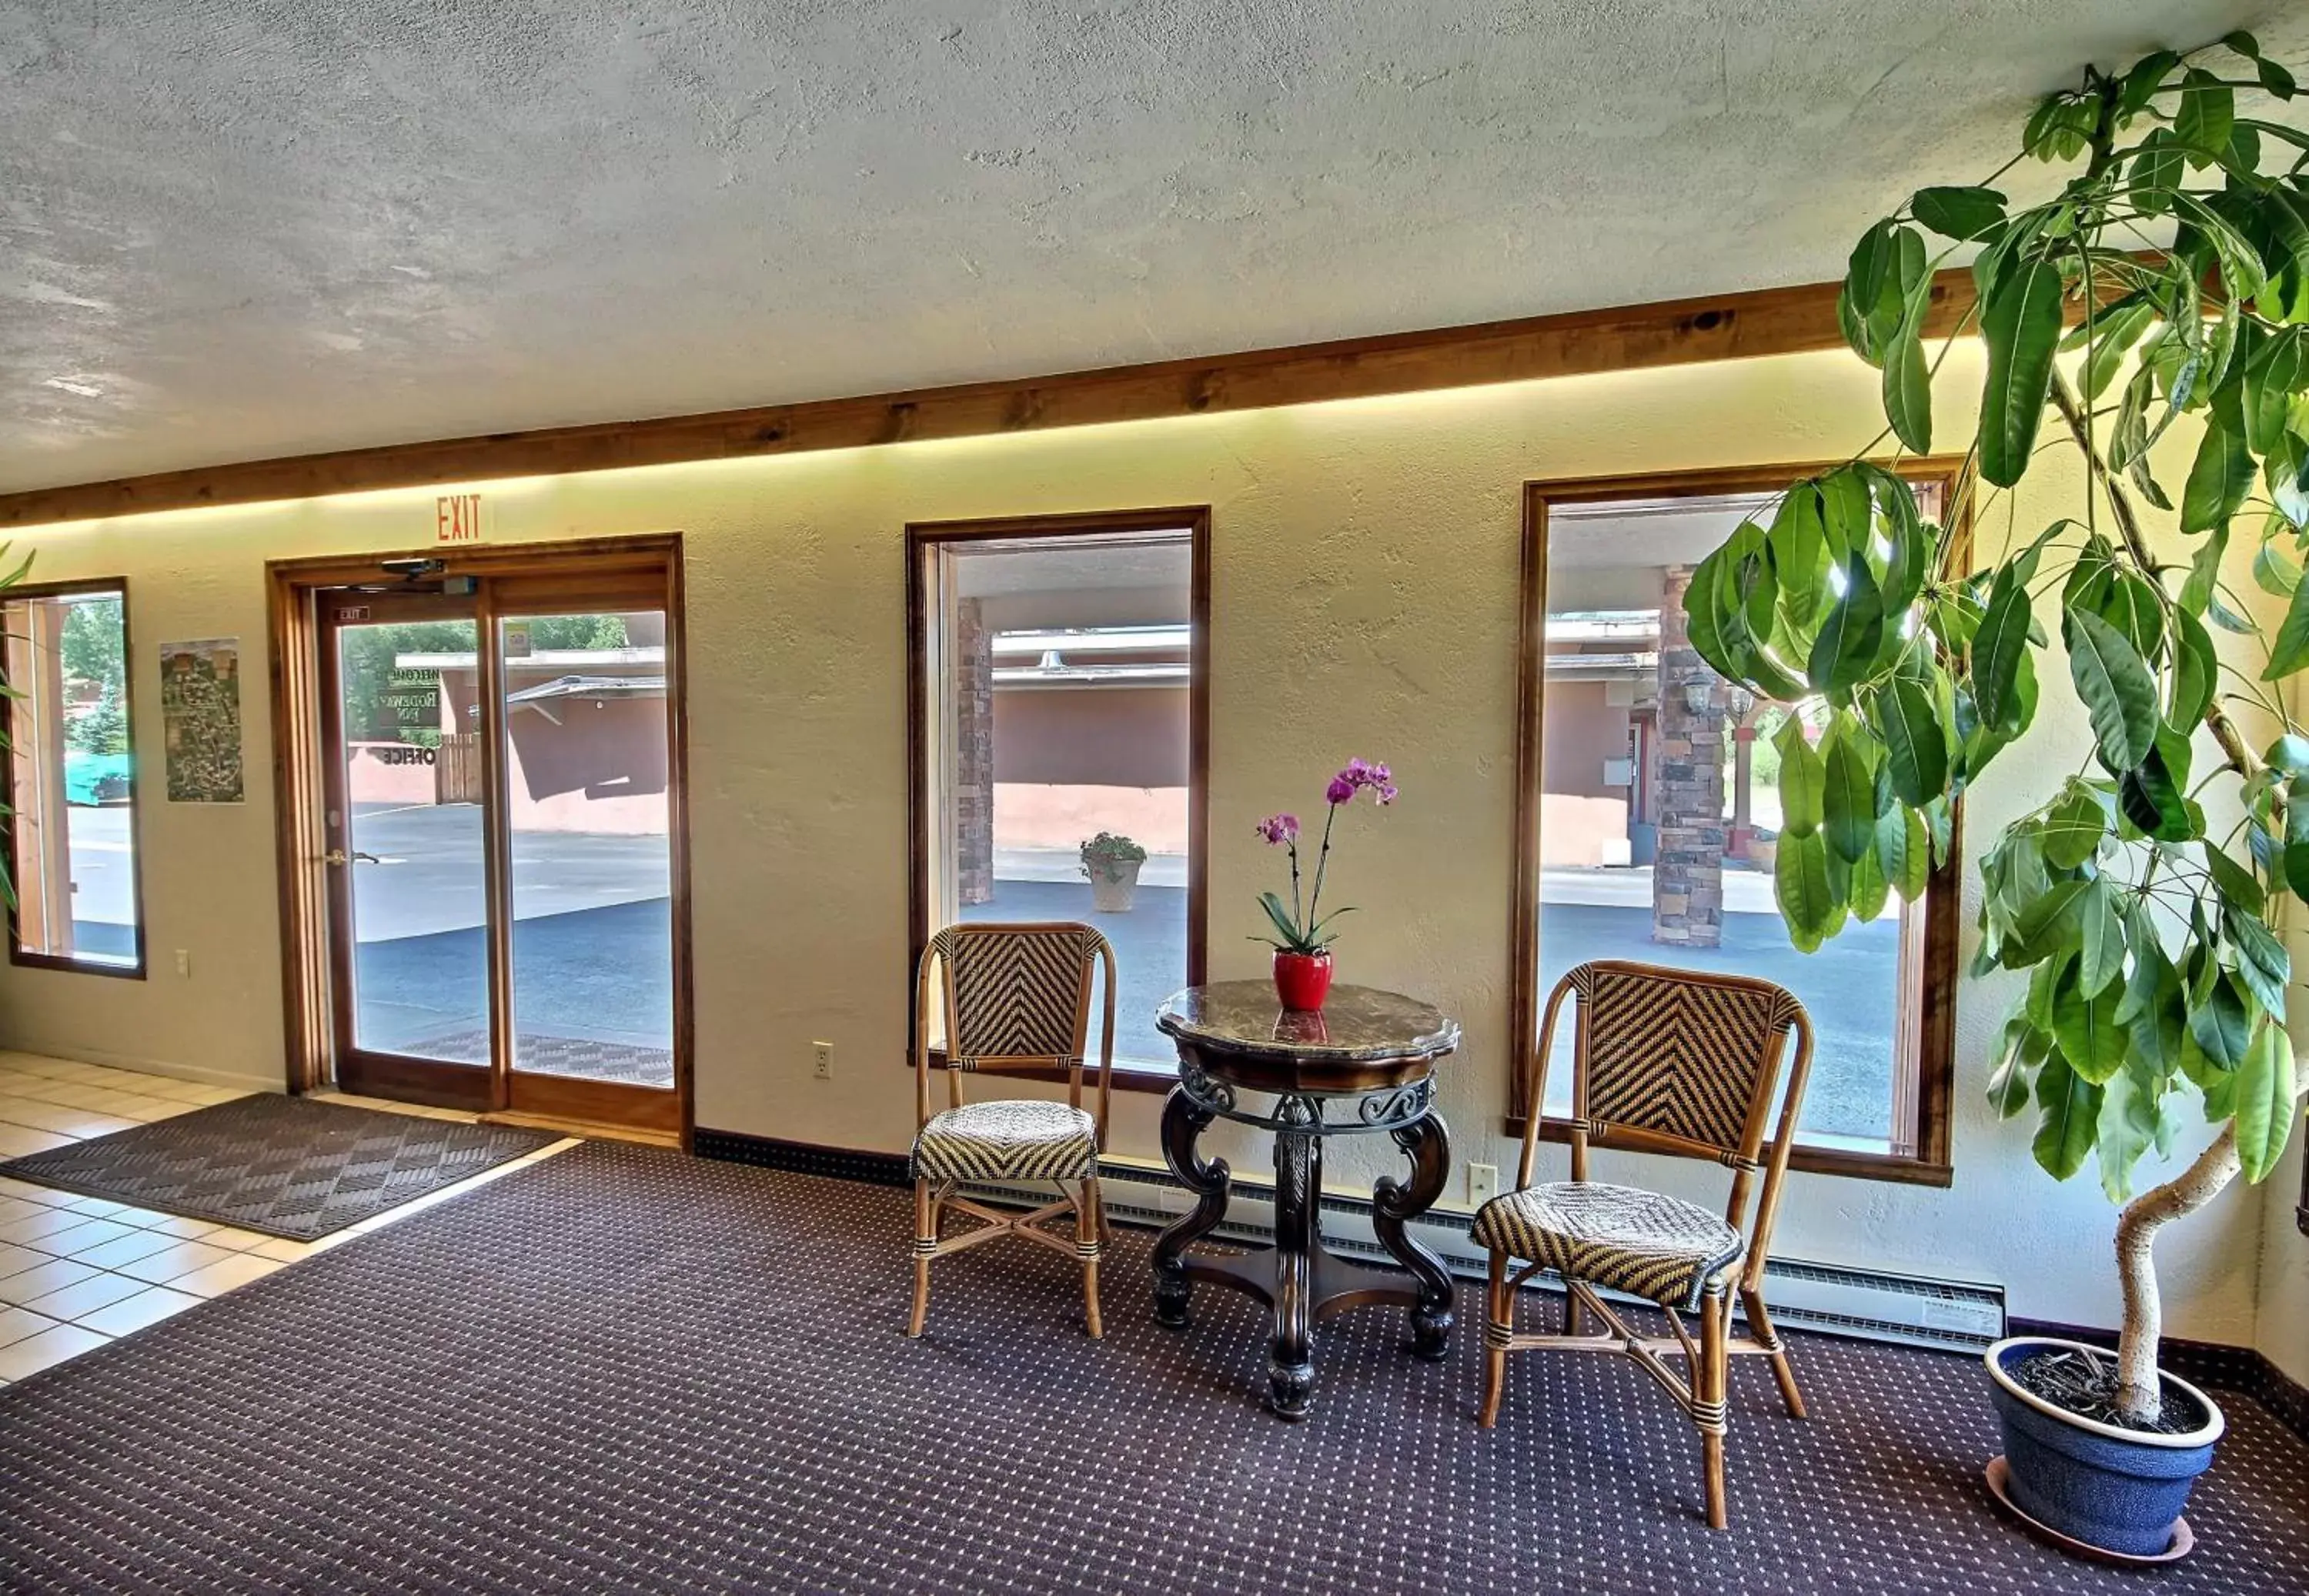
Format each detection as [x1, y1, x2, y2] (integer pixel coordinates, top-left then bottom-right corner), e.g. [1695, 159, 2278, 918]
[1509, 467, 1960, 1182]
[908, 510, 1209, 1077]
[4, 581, 145, 976]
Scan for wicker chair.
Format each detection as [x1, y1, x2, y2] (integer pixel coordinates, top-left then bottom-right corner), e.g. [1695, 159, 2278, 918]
[907, 922, 1118, 1339]
[1473, 960, 1815, 1530]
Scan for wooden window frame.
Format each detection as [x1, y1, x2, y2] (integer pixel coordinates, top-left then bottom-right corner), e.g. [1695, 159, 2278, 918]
[2, 576, 149, 980]
[1505, 460, 1968, 1187]
[904, 506, 1211, 1093]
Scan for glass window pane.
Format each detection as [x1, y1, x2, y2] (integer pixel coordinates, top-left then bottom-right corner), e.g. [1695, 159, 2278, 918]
[500, 611, 675, 1087]
[1534, 493, 1922, 1150]
[5, 589, 142, 970]
[927, 532, 1194, 1067]
[336, 618, 490, 1061]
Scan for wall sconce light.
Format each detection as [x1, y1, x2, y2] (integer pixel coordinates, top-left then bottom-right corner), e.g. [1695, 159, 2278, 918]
[1681, 679, 1716, 716]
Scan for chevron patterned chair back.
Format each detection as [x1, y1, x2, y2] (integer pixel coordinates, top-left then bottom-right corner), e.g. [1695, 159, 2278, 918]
[905, 921, 1118, 1341]
[1473, 959, 1816, 1531]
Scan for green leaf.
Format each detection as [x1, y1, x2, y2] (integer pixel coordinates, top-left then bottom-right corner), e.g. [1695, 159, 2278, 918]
[2187, 968, 2254, 1069]
[1840, 221, 1903, 362]
[2117, 739, 2194, 841]
[2097, 1059, 2163, 1202]
[1878, 806, 1930, 901]
[2175, 68, 2236, 165]
[1257, 891, 1305, 948]
[2284, 774, 2309, 903]
[1875, 676, 1948, 809]
[2234, 1021, 2299, 1183]
[2032, 1054, 2103, 1180]
[2082, 299, 2160, 401]
[2063, 609, 2160, 771]
[2243, 328, 2304, 456]
[1970, 557, 2037, 732]
[1809, 556, 1886, 699]
[2076, 876, 2125, 998]
[1820, 718, 1880, 864]
[2180, 523, 2228, 616]
[2205, 842, 2265, 917]
[2040, 779, 2105, 869]
[1912, 185, 2007, 242]
[1979, 259, 2066, 488]
[2227, 908, 2291, 1020]
[2119, 50, 2181, 120]
[1774, 830, 1844, 953]
[2261, 56, 2298, 99]
[2053, 963, 2129, 1083]
[2168, 606, 2217, 731]
[1774, 716, 1824, 837]
[2264, 573, 2309, 679]
[1847, 833, 1890, 923]
[2181, 417, 2256, 534]
[1883, 316, 1933, 455]
[2256, 538, 2303, 599]
[1987, 1016, 2049, 1117]
[1769, 486, 1829, 630]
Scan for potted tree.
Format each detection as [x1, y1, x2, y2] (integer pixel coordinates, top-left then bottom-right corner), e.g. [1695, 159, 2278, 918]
[1079, 832, 1148, 913]
[1680, 35, 2306, 1561]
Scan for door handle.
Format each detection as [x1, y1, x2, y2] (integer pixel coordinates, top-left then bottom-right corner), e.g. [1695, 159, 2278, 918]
[323, 850, 383, 866]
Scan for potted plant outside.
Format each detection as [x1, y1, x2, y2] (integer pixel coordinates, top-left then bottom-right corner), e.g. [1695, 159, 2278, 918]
[1253, 758, 1398, 1010]
[1079, 832, 1148, 913]
[1679, 36, 2306, 1561]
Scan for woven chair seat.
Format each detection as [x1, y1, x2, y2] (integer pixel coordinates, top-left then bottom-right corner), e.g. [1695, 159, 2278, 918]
[911, 1100, 1097, 1184]
[1472, 1180, 1745, 1314]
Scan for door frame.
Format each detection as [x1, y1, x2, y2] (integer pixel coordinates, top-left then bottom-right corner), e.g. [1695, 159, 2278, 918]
[266, 533, 695, 1147]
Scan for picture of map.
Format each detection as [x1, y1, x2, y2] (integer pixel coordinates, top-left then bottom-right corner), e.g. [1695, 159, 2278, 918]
[159, 637, 244, 803]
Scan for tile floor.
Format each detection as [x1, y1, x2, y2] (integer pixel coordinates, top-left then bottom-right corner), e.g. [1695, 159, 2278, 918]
[0, 1052, 576, 1387]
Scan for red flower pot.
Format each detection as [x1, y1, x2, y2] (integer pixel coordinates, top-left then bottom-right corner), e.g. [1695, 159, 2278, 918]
[1273, 950, 1335, 1012]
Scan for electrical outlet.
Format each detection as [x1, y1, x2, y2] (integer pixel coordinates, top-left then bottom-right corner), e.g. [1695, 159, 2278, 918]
[174, 950, 191, 979]
[812, 1041, 834, 1080]
[1466, 1161, 1499, 1208]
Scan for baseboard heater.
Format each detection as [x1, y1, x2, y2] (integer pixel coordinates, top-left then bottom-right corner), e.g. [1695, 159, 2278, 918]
[957, 1157, 2007, 1357]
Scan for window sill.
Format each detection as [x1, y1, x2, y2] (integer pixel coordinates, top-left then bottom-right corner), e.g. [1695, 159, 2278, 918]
[1501, 1112, 1952, 1188]
[8, 950, 146, 981]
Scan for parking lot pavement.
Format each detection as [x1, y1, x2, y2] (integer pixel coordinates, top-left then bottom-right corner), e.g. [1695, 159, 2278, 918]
[329, 805, 1900, 1144]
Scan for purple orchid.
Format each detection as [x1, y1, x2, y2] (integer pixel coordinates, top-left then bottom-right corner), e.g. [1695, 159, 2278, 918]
[1254, 757, 1400, 955]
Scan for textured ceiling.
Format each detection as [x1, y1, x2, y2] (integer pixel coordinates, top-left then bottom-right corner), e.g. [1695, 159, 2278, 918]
[2, 0, 2304, 493]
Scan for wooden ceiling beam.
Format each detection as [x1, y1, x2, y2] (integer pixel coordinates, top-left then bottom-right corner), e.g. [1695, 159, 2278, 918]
[0, 269, 1980, 529]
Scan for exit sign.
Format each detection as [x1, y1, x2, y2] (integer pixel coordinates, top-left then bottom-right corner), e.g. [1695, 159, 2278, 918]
[435, 492, 486, 543]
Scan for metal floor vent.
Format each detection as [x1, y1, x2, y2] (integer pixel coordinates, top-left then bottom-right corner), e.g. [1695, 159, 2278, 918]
[959, 1164, 2007, 1357]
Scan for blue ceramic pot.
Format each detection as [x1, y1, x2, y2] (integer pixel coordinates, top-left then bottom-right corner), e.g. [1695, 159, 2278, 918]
[1985, 1337, 2223, 1559]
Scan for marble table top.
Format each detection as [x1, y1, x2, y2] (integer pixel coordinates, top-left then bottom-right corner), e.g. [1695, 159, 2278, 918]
[1154, 981, 1460, 1063]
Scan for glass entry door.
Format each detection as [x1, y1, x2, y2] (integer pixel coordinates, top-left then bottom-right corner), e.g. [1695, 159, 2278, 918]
[316, 571, 682, 1134]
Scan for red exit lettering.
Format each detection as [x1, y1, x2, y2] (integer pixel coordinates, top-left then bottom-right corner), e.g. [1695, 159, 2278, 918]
[434, 492, 484, 543]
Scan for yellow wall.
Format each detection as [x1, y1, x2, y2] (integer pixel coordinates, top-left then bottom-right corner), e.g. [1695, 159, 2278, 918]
[0, 344, 2284, 1346]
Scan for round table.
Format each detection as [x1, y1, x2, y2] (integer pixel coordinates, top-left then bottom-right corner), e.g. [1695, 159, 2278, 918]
[1150, 980, 1460, 1418]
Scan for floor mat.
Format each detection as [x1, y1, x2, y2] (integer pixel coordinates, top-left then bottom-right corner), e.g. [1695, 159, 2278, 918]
[0, 1093, 560, 1240]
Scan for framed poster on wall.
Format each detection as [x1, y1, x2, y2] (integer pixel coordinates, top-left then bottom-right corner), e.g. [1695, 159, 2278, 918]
[159, 637, 244, 803]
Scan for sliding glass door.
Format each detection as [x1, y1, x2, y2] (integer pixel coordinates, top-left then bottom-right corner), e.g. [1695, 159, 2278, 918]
[316, 566, 683, 1134]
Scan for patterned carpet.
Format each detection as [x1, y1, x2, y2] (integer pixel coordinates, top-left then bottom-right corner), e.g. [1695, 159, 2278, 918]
[0, 1141, 2302, 1594]
[0, 1096, 558, 1240]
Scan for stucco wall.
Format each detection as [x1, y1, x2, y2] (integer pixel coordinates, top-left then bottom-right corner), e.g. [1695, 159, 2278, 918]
[0, 345, 2284, 1347]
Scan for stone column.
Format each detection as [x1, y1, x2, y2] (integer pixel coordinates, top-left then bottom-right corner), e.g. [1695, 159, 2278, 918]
[954, 597, 995, 906]
[1652, 566, 1725, 947]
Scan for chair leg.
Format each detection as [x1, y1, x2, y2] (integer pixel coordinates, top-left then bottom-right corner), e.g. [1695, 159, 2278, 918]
[907, 1178, 934, 1338]
[1565, 1280, 1585, 1339]
[1078, 1176, 1104, 1340]
[1479, 1250, 1509, 1428]
[1698, 1289, 1729, 1531]
[1741, 1285, 1807, 1419]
